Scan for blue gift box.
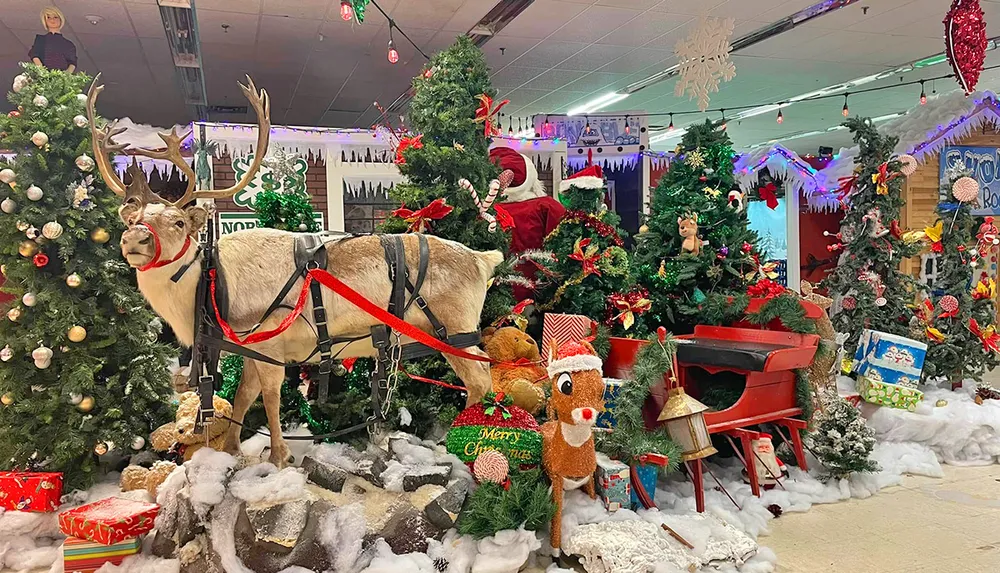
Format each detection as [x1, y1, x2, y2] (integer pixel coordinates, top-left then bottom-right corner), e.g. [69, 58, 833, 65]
[597, 378, 626, 430]
[630, 463, 658, 510]
[594, 454, 630, 512]
[852, 330, 927, 378]
[855, 359, 922, 389]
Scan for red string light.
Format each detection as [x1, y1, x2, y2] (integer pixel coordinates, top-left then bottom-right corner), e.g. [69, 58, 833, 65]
[340, 0, 353, 21]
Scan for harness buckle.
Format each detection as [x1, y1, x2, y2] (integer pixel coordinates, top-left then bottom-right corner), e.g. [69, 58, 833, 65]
[314, 307, 327, 324]
[306, 260, 320, 271]
[415, 296, 429, 310]
[319, 358, 334, 374]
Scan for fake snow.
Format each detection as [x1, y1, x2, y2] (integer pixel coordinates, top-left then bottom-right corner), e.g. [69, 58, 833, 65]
[240, 424, 315, 465]
[470, 527, 542, 573]
[317, 503, 367, 573]
[305, 442, 361, 473]
[400, 406, 413, 427]
[229, 463, 307, 506]
[95, 554, 180, 573]
[185, 448, 237, 519]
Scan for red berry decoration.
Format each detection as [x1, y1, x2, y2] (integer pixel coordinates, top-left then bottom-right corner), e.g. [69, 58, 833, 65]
[7, 111, 19, 118]
[939, 294, 960, 314]
[32, 253, 48, 268]
[741, 242, 753, 254]
[944, 0, 988, 94]
[842, 296, 857, 310]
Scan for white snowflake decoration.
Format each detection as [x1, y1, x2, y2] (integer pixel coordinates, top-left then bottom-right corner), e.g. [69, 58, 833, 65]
[674, 17, 737, 112]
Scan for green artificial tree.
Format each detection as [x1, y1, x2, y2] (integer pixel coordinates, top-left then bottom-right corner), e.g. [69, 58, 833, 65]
[0, 64, 173, 489]
[806, 390, 879, 480]
[633, 120, 762, 334]
[823, 118, 921, 355]
[537, 165, 644, 337]
[910, 167, 1000, 384]
[254, 150, 319, 232]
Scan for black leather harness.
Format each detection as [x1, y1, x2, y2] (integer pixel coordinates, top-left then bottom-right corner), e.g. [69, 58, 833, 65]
[187, 219, 481, 440]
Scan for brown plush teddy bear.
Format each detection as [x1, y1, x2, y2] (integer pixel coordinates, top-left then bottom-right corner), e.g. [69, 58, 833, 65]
[120, 392, 233, 496]
[483, 327, 548, 414]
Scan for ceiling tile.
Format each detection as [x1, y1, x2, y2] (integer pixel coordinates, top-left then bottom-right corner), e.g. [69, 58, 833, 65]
[198, 0, 264, 12]
[596, 12, 691, 47]
[597, 0, 662, 8]
[560, 71, 629, 92]
[197, 9, 259, 45]
[125, 3, 167, 39]
[556, 44, 632, 71]
[492, 66, 546, 89]
[496, 1, 589, 40]
[601, 47, 671, 74]
[514, 40, 587, 68]
[261, 0, 331, 20]
[442, 0, 497, 32]
[650, 0, 727, 16]
[60, 0, 135, 37]
[0, 1, 50, 31]
[139, 37, 174, 66]
[521, 68, 587, 90]
[548, 5, 642, 43]
[0, 28, 27, 58]
[389, 0, 467, 30]
[483, 36, 541, 70]
[77, 33, 146, 66]
[321, 109, 363, 126]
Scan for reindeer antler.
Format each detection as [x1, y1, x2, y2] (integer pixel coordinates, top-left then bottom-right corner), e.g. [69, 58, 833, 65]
[88, 74, 271, 210]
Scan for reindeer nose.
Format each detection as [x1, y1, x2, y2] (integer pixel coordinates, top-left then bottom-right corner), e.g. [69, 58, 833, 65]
[582, 408, 594, 421]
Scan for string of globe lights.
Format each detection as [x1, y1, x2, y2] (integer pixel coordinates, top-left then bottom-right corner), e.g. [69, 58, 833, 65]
[494, 64, 1000, 142]
[338, 0, 430, 64]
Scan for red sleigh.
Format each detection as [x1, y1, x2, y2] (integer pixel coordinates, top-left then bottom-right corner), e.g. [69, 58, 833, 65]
[605, 298, 821, 511]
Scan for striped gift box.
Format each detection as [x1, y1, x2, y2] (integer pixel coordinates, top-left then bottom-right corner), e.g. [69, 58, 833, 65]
[63, 535, 141, 573]
[541, 313, 595, 364]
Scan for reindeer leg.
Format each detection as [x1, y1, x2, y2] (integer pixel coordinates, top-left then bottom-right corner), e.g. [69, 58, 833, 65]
[223, 360, 262, 455]
[584, 476, 596, 500]
[443, 347, 492, 407]
[255, 360, 292, 468]
[549, 477, 564, 554]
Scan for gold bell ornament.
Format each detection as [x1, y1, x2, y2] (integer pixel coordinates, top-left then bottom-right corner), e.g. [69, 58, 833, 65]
[90, 227, 110, 244]
[78, 396, 95, 412]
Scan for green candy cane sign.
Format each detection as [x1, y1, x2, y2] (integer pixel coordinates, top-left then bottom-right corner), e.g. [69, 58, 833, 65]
[231, 153, 309, 208]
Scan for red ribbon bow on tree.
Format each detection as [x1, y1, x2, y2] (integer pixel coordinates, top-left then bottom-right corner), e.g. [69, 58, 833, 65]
[569, 237, 602, 277]
[474, 94, 509, 138]
[757, 182, 779, 210]
[392, 198, 453, 232]
[836, 174, 858, 205]
[395, 134, 423, 165]
[608, 290, 652, 331]
[494, 203, 515, 231]
[969, 318, 1000, 353]
[872, 162, 901, 195]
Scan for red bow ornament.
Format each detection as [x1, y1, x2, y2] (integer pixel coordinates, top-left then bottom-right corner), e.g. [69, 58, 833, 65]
[474, 94, 509, 138]
[569, 237, 602, 277]
[392, 198, 453, 232]
[757, 182, 779, 210]
[872, 162, 901, 195]
[395, 134, 423, 165]
[969, 318, 1000, 353]
[836, 174, 858, 205]
[747, 278, 785, 300]
[494, 203, 515, 231]
[608, 290, 652, 331]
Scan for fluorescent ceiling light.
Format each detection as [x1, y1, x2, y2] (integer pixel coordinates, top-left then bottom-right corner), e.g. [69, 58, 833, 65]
[567, 92, 628, 116]
[649, 128, 687, 144]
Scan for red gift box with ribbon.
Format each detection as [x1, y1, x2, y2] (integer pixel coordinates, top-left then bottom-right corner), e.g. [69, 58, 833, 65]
[0, 471, 63, 512]
[541, 313, 596, 365]
[58, 497, 159, 545]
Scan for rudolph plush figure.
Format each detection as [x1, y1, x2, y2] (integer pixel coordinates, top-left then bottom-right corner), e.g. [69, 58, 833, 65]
[541, 339, 605, 552]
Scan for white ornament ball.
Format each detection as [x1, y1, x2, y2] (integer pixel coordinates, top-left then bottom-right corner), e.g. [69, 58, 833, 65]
[32, 345, 52, 369]
[897, 154, 918, 177]
[0, 345, 12, 362]
[875, 296, 887, 307]
[21, 293, 36, 307]
[32, 94, 48, 108]
[15, 220, 28, 232]
[30, 132, 48, 148]
[1, 198, 15, 214]
[0, 169, 16, 184]
[25, 226, 39, 240]
[298, 223, 308, 231]
[131, 436, 146, 450]
[73, 115, 88, 128]
[75, 154, 94, 172]
[12, 74, 28, 93]
[42, 221, 63, 239]
[26, 185, 43, 201]
[66, 273, 82, 288]
[76, 93, 88, 104]
[69, 392, 83, 405]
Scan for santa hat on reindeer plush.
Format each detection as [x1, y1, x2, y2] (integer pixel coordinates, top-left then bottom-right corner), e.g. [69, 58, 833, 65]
[547, 339, 603, 377]
[559, 164, 605, 193]
[489, 147, 545, 203]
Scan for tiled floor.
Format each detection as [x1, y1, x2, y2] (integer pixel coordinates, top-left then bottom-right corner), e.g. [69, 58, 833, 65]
[767, 464, 1000, 572]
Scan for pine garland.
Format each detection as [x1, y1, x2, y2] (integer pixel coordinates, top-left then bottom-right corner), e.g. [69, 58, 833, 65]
[596, 335, 680, 473]
[456, 469, 555, 539]
[747, 295, 818, 334]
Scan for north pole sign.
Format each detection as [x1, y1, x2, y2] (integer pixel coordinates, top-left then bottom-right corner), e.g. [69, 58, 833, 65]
[230, 153, 308, 208]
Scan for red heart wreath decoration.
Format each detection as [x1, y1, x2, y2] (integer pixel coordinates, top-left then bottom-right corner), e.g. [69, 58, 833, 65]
[944, 0, 988, 94]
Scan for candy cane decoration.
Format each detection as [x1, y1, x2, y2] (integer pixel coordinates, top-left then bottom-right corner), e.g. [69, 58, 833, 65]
[458, 169, 514, 232]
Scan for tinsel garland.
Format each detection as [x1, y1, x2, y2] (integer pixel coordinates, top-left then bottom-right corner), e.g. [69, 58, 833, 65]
[546, 210, 625, 247]
[219, 354, 244, 402]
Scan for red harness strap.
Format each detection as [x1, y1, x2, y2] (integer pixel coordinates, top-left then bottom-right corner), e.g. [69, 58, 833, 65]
[208, 267, 494, 364]
[137, 222, 193, 272]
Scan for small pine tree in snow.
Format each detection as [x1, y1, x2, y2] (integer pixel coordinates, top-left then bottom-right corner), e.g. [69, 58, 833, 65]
[806, 391, 879, 480]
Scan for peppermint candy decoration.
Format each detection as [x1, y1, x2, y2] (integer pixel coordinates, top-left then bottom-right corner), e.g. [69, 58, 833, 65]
[473, 449, 510, 485]
[842, 296, 857, 310]
[939, 294, 959, 314]
[458, 169, 514, 232]
[952, 176, 980, 203]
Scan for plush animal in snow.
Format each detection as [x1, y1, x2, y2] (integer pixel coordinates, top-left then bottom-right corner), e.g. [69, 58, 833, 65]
[119, 392, 233, 496]
[678, 214, 701, 255]
[483, 327, 548, 414]
[541, 339, 605, 552]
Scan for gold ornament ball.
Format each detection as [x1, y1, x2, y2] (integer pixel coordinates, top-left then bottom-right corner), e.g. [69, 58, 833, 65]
[94, 441, 109, 456]
[7, 308, 20, 322]
[78, 396, 95, 412]
[66, 273, 82, 288]
[68, 326, 87, 343]
[935, 399, 948, 407]
[90, 227, 110, 244]
[18, 239, 38, 257]
[1, 393, 13, 406]
[639, 224, 650, 234]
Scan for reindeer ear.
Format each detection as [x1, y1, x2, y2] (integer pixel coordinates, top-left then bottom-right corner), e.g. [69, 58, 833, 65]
[185, 205, 209, 234]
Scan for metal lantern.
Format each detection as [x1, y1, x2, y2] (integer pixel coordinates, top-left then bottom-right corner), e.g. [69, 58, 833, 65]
[657, 387, 717, 461]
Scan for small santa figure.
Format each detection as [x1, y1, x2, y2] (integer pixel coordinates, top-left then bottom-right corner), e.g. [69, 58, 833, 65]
[489, 147, 566, 300]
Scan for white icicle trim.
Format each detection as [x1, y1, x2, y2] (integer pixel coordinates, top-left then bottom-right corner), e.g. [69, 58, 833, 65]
[559, 175, 604, 192]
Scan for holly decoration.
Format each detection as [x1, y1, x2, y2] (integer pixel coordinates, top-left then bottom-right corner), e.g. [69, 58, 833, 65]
[944, 0, 988, 94]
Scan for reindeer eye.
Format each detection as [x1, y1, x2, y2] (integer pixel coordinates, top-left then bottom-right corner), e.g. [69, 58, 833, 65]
[557, 373, 573, 396]
[175, 220, 185, 228]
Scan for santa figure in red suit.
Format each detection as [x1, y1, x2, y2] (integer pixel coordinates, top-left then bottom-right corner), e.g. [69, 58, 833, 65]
[489, 147, 566, 300]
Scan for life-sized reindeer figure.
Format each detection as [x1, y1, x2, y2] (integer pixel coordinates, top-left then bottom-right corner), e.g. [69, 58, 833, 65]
[86, 76, 499, 467]
[540, 339, 605, 552]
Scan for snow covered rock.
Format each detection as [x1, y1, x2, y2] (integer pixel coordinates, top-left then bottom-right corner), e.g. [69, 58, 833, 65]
[402, 465, 451, 492]
[379, 503, 446, 555]
[302, 456, 349, 492]
[424, 480, 470, 529]
[244, 498, 312, 554]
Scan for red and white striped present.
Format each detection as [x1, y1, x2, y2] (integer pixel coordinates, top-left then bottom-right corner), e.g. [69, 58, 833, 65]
[541, 313, 595, 364]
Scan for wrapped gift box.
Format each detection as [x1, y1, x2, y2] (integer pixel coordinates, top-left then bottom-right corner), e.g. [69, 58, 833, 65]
[63, 535, 141, 573]
[629, 453, 668, 510]
[853, 330, 927, 375]
[597, 378, 626, 430]
[855, 358, 921, 389]
[58, 497, 159, 545]
[595, 454, 630, 512]
[0, 471, 63, 512]
[857, 376, 923, 412]
[541, 313, 594, 365]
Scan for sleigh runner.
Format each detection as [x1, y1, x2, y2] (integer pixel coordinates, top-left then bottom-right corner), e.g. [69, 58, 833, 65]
[87, 75, 500, 463]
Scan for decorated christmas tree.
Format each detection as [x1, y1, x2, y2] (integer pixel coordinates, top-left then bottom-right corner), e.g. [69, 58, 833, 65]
[823, 117, 922, 355]
[911, 168, 1000, 383]
[537, 165, 645, 336]
[0, 64, 173, 489]
[633, 120, 762, 334]
[806, 390, 879, 480]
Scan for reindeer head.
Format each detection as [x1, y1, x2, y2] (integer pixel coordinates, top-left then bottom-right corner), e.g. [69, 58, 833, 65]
[546, 339, 605, 427]
[86, 75, 271, 271]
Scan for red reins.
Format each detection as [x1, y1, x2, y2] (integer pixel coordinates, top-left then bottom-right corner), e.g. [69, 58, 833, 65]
[136, 222, 193, 272]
